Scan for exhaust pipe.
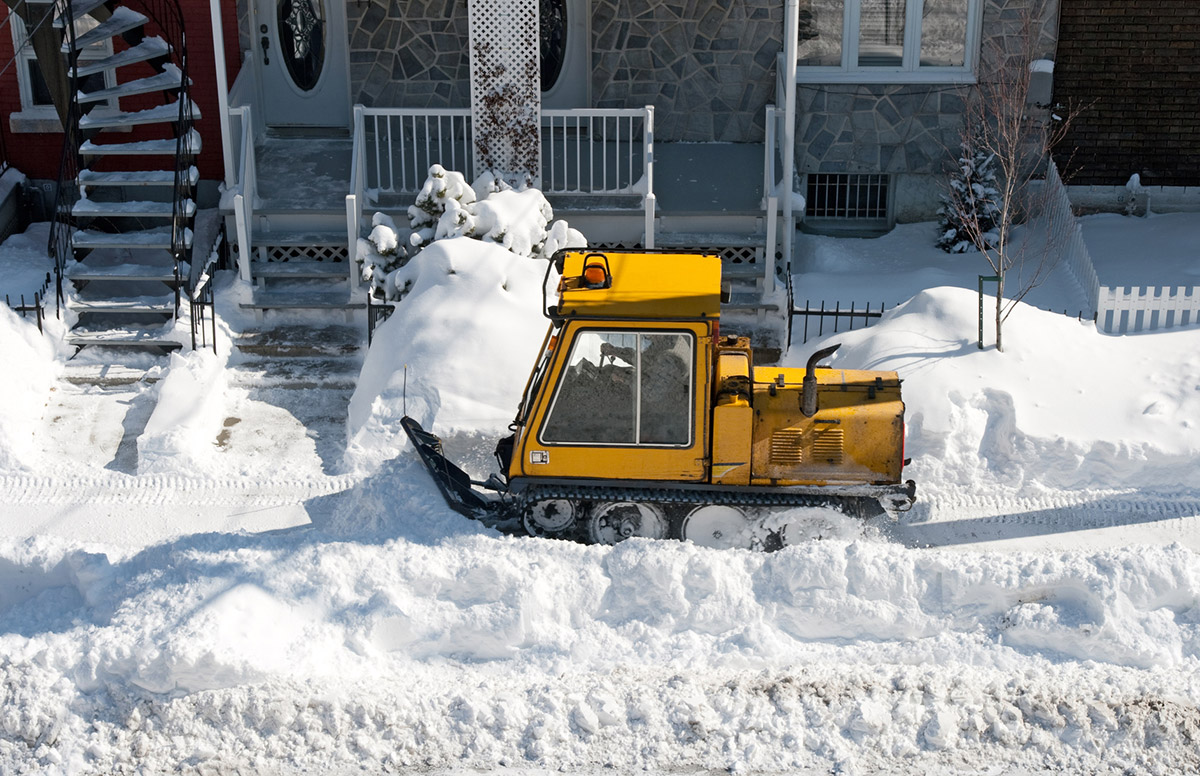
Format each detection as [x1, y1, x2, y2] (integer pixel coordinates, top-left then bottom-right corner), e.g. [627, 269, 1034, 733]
[802, 344, 840, 417]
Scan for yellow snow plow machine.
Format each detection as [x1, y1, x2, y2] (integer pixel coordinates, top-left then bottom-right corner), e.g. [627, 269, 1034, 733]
[402, 249, 915, 548]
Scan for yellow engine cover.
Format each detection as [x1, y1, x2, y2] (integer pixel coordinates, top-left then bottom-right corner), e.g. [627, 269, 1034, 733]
[748, 367, 904, 486]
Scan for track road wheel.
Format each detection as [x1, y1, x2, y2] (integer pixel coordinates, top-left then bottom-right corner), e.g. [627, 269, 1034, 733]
[587, 502, 666, 544]
[522, 499, 576, 537]
[681, 505, 753, 549]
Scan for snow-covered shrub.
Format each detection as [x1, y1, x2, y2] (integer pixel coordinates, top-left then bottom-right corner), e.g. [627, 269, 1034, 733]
[405, 164, 585, 260]
[937, 138, 1002, 254]
[356, 212, 407, 295]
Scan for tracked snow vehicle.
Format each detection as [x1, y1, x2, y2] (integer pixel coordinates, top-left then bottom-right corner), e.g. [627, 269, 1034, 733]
[403, 249, 915, 548]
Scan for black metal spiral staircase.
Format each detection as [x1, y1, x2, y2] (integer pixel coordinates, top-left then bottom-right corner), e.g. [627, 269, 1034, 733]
[46, 0, 199, 352]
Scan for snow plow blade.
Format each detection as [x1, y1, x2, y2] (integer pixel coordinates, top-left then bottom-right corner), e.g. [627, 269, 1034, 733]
[401, 416, 506, 522]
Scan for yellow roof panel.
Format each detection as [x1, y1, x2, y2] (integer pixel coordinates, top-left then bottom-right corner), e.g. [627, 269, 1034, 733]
[554, 250, 722, 320]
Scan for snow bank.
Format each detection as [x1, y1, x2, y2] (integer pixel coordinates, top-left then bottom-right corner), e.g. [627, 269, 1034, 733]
[1, 527, 1198, 774]
[137, 349, 230, 474]
[346, 238, 554, 472]
[787, 287, 1200, 493]
[0, 306, 61, 471]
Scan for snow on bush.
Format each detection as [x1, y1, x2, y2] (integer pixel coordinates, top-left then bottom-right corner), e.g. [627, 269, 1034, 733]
[356, 212, 406, 295]
[345, 238, 556, 473]
[937, 136, 1002, 253]
[407, 164, 583, 260]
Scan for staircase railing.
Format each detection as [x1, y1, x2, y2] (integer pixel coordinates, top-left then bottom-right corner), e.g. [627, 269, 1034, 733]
[48, 0, 83, 317]
[48, 0, 196, 316]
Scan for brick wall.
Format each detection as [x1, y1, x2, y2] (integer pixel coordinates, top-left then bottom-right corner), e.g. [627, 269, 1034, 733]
[1055, 0, 1200, 186]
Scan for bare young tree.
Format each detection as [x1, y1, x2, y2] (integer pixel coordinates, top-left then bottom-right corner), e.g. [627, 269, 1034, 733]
[940, 0, 1084, 352]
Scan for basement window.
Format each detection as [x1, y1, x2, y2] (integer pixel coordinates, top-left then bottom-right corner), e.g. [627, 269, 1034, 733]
[805, 173, 890, 219]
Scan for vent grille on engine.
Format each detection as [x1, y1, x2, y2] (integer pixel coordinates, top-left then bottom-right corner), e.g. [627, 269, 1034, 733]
[812, 428, 844, 465]
[770, 428, 805, 465]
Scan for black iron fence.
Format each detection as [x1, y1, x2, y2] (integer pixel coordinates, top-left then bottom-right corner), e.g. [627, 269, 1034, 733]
[367, 293, 395, 346]
[790, 300, 891, 345]
[5, 272, 52, 334]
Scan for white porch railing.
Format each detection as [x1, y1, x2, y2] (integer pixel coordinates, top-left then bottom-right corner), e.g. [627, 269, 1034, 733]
[229, 105, 257, 283]
[348, 106, 657, 248]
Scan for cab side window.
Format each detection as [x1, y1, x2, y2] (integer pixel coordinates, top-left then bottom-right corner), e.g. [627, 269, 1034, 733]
[541, 330, 693, 446]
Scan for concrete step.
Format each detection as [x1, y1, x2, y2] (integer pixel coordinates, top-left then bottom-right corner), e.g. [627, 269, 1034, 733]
[234, 325, 363, 357]
[239, 290, 365, 312]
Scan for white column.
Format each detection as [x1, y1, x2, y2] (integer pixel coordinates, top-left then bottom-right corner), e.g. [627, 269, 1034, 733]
[209, 0, 236, 188]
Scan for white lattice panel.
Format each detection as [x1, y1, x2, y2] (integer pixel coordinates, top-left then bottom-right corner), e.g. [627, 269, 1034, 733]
[468, 0, 540, 187]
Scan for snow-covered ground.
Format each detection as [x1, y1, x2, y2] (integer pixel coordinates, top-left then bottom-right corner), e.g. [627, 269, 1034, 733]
[1, 202, 1200, 775]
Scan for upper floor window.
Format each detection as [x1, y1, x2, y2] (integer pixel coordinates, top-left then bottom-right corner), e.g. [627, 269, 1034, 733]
[8, 12, 114, 123]
[797, 0, 981, 83]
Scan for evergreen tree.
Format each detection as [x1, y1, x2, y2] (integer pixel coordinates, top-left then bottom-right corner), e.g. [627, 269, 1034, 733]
[937, 137, 1002, 254]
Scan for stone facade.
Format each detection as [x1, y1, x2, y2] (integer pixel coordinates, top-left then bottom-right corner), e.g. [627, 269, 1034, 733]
[1054, 0, 1200, 186]
[346, 0, 472, 108]
[795, 0, 1058, 219]
[339, 0, 783, 140]
[590, 0, 783, 142]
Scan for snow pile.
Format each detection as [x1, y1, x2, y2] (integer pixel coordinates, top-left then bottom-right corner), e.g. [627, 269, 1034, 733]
[1, 530, 1199, 774]
[1081, 211, 1200, 286]
[345, 238, 555, 472]
[787, 286, 1200, 493]
[0, 306, 61, 471]
[137, 349, 230, 474]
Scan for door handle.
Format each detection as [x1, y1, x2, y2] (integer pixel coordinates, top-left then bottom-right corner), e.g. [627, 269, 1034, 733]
[260, 35, 270, 65]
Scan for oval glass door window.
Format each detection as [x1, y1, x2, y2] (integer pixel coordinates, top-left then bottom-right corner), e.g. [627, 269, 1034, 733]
[541, 0, 567, 91]
[278, 0, 325, 91]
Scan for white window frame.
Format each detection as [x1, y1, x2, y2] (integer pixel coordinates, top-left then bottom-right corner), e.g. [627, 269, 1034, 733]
[8, 12, 116, 131]
[797, 0, 984, 84]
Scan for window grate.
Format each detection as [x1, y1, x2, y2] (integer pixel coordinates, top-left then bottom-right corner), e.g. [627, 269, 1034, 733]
[806, 173, 890, 219]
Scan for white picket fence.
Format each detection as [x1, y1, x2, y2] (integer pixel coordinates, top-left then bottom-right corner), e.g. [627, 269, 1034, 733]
[1043, 160, 1200, 334]
[1098, 286, 1200, 333]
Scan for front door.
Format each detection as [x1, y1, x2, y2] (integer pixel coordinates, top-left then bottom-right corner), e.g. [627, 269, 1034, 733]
[254, 0, 350, 129]
[540, 0, 589, 109]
